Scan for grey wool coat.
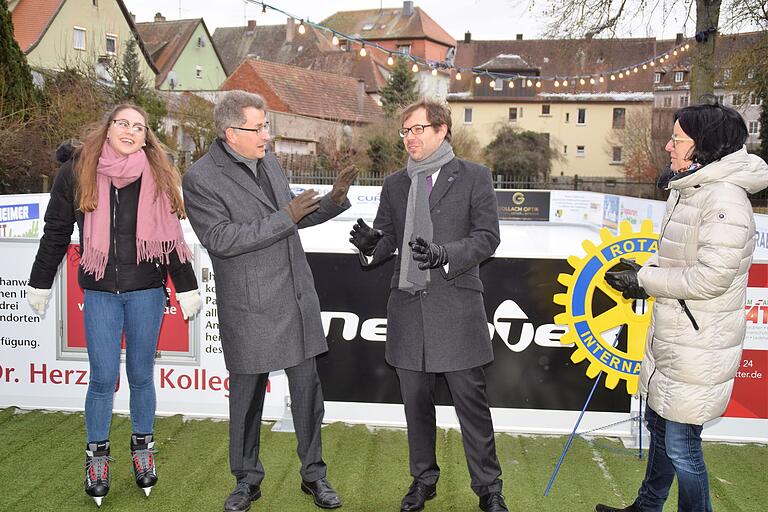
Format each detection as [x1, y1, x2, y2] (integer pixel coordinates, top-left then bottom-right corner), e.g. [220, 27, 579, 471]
[182, 140, 349, 374]
[370, 157, 500, 372]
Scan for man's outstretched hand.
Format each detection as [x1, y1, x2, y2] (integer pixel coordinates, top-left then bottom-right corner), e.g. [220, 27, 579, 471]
[349, 218, 383, 256]
[409, 236, 448, 270]
[605, 258, 649, 300]
[284, 189, 321, 223]
[330, 165, 359, 205]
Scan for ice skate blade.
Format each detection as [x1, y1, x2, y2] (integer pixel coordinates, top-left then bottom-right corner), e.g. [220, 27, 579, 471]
[143, 486, 152, 497]
[92, 496, 103, 507]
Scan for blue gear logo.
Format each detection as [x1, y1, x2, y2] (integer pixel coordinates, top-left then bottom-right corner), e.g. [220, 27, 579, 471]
[553, 219, 659, 394]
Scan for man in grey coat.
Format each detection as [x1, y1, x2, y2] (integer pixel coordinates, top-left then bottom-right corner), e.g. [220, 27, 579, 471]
[350, 99, 507, 512]
[183, 90, 357, 512]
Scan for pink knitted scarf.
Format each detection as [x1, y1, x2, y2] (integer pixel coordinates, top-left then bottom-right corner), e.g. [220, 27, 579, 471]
[80, 142, 191, 280]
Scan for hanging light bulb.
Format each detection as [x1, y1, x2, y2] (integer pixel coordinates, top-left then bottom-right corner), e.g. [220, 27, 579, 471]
[649, 60, 655, 66]
[642, 64, 648, 70]
[664, 54, 669, 60]
[455, 71, 462, 80]
[562, 79, 568, 87]
[387, 54, 394, 66]
[610, 74, 616, 81]
[633, 67, 638, 73]
[618, 71, 624, 78]
[673, 49, 678, 56]
[685, 43, 690, 50]
[475, 76, 482, 84]
[359, 45, 367, 57]
[526, 79, 533, 87]
[332, 35, 339, 46]
[579, 78, 586, 85]
[554, 80, 560, 88]
[298, 22, 306, 35]
[589, 77, 595, 85]
[535, 80, 541, 88]
[508, 79, 515, 88]
[598, 76, 604, 83]
[412, 63, 419, 73]
[432, 68, 438, 76]
[489, 79, 496, 88]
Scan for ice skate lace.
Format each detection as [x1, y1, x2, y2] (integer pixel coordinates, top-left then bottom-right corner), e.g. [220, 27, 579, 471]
[132, 447, 157, 475]
[86, 455, 113, 483]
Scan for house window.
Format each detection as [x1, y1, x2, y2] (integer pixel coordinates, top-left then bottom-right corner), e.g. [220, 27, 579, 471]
[105, 34, 117, 55]
[654, 72, 662, 84]
[751, 94, 762, 106]
[679, 95, 689, 107]
[715, 94, 725, 105]
[493, 79, 503, 91]
[577, 108, 586, 125]
[733, 94, 742, 105]
[612, 108, 626, 129]
[509, 108, 518, 122]
[723, 69, 732, 81]
[541, 104, 551, 115]
[195, 65, 203, 79]
[565, 112, 570, 123]
[73, 27, 86, 50]
[663, 96, 672, 108]
[612, 146, 623, 163]
[576, 145, 585, 157]
[464, 108, 473, 124]
[674, 71, 684, 83]
[563, 145, 567, 154]
[92, 0, 98, 5]
[749, 121, 761, 134]
[397, 44, 411, 55]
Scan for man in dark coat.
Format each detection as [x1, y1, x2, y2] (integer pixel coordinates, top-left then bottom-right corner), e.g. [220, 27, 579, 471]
[183, 90, 357, 512]
[350, 99, 507, 512]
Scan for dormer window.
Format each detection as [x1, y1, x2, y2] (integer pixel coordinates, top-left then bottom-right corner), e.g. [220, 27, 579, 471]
[362, 23, 375, 31]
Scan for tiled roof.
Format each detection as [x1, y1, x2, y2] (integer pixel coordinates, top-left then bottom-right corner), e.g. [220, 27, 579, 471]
[220, 58, 383, 125]
[321, 6, 455, 47]
[135, 19, 199, 86]
[452, 37, 680, 95]
[9, 0, 65, 53]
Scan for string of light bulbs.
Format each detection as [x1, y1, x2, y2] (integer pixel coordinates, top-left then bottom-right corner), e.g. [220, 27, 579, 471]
[245, 0, 694, 88]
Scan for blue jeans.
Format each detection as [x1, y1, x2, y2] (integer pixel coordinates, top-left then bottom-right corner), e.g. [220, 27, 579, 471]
[634, 407, 713, 512]
[83, 288, 166, 442]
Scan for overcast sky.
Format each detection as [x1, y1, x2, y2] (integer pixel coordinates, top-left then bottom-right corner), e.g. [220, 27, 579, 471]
[122, 0, 697, 41]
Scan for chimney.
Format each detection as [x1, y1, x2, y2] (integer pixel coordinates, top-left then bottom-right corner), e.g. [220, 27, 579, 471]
[357, 79, 366, 115]
[675, 32, 684, 44]
[516, 34, 523, 40]
[286, 17, 295, 43]
[464, 31, 471, 43]
[154, 12, 165, 22]
[247, 19, 257, 32]
[403, 1, 414, 17]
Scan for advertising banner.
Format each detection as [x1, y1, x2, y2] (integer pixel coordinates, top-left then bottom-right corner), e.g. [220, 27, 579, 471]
[496, 190, 551, 221]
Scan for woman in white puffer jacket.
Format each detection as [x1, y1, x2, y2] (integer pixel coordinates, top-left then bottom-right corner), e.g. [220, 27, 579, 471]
[598, 99, 768, 512]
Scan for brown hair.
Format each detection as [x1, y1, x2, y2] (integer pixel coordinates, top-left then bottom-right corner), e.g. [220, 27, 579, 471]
[400, 99, 452, 142]
[73, 104, 186, 218]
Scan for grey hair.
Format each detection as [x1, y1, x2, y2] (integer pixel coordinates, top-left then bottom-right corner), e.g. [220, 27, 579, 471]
[213, 90, 267, 139]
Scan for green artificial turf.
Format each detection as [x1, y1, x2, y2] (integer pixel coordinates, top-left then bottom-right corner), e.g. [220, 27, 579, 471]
[0, 408, 764, 511]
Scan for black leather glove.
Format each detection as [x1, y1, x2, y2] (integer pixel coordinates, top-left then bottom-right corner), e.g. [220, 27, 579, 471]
[409, 236, 448, 270]
[349, 218, 383, 257]
[605, 258, 649, 300]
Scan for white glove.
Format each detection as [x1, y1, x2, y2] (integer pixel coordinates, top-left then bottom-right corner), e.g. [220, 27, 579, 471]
[27, 286, 52, 316]
[176, 289, 202, 320]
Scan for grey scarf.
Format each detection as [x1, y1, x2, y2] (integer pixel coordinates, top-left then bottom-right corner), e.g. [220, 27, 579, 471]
[398, 140, 455, 294]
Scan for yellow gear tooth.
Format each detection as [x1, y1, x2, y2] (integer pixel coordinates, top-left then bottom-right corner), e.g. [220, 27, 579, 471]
[582, 240, 598, 253]
[619, 220, 632, 235]
[557, 273, 574, 287]
[626, 378, 638, 395]
[554, 313, 569, 324]
[570, 347, 588, 363]
[553, 293, 568, 306]
[586, 363, 601, 379]
[560, 331, 578, 347]
[566, 255, 582, 269]
[641, 219, 654, 233]
[599, 227, 614, 243]
[605, 373, 620, 389]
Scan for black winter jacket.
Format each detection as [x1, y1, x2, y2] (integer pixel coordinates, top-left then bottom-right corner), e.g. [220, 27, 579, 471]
[29, 145, 197, 294]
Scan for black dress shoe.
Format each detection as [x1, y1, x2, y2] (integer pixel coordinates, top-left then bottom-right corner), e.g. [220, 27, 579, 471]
[479, 492, 508, 512]
[400, 480, 437, 512]
[301, 477, 342, 509]
[224, 482, 261, 512]
[595, 504, 641, 512]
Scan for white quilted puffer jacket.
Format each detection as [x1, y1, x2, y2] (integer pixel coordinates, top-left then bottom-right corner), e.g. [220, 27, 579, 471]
[637, 147, 768, 425]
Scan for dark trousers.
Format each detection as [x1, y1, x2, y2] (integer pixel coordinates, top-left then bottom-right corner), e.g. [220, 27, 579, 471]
[396, 366, 502, 497]
[229, 357, 327, 486]
[633, 407, 712, 512]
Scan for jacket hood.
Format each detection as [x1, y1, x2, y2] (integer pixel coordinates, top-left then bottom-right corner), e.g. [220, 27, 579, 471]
[669, 146, 768, 194]
[55, 140, 79, 164]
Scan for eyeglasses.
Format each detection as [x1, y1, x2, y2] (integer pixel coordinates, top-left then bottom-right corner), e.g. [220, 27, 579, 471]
[112, 119, 147, 135]
[230, 122, 270, 135]
[398, 124, 435, 138]
[669, 135, 693, 148]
